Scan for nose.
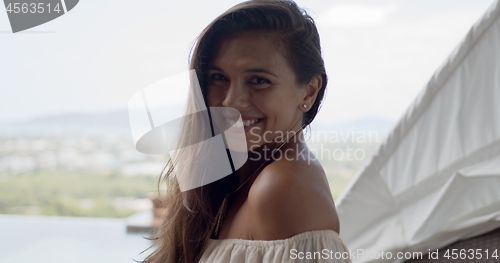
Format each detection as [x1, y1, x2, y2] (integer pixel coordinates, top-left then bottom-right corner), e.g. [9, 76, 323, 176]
[222, 81, 250, 109]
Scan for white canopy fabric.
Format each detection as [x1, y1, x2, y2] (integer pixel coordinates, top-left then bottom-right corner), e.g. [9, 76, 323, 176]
[336, 0, 500, 262]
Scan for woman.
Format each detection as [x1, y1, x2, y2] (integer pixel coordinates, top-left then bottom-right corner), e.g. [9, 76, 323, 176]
[144, 0, 351, 262]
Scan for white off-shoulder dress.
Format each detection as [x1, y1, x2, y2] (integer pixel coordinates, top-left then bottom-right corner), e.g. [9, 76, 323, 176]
[199, 229, 352, 263]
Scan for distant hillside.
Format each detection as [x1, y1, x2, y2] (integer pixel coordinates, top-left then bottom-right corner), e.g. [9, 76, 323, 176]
[1, 109, 131, 135]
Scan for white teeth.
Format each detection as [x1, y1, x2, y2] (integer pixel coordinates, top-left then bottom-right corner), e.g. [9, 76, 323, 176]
[225, 118, 260, 127]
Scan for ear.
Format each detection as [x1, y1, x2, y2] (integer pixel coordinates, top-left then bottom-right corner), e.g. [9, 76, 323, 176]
[299, 75, 322, 112]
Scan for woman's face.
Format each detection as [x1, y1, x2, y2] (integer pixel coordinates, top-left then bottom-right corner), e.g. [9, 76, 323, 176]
[206, 31, 307, 150]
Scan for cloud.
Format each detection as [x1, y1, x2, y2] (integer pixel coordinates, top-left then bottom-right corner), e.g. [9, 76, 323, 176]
[317, 3, 398, 28]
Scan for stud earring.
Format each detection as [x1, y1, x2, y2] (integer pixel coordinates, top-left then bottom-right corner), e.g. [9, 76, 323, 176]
[302, 104, 307, 108]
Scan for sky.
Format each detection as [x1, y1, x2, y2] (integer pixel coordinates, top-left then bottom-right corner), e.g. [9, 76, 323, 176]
[0, 0, 496, 124]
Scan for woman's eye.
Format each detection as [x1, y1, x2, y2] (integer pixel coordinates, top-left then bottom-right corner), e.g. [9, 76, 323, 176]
[249, 77, 271, 88]
[209, 74, 228, 85]
[211, 74, 226, 80]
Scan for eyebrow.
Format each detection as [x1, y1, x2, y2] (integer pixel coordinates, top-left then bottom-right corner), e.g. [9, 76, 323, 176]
[207, 65, 278, 78]
[246, 68, 278, 78]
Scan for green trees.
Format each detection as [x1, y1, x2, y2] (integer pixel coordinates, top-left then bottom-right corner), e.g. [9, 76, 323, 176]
[0, 169, 157, 218]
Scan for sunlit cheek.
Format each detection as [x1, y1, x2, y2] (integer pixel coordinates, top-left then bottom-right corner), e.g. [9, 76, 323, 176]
[264, 108, 296, 143]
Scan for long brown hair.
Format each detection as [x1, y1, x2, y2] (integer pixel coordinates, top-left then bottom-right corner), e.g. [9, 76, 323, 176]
[143, 1, 328, 262]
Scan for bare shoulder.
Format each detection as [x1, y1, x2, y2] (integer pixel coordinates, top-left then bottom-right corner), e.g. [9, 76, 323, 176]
[247, 147, 340, 240]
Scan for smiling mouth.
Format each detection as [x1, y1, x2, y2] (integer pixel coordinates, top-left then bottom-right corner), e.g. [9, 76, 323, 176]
[225, 118, 264, 128]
